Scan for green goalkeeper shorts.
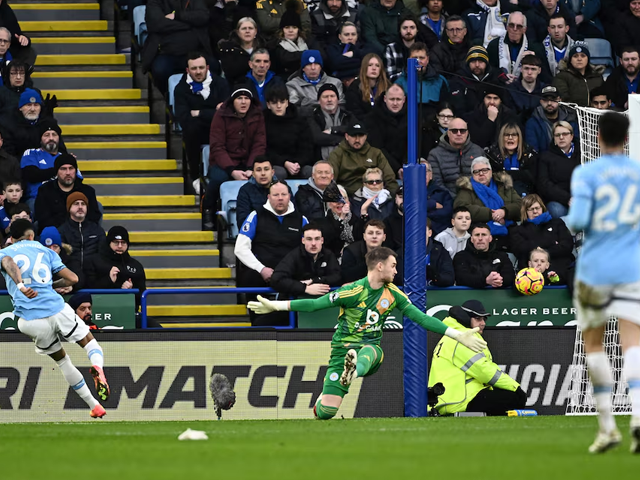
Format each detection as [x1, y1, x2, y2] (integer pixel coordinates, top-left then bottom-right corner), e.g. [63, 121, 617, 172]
[322, 344, 384, 398]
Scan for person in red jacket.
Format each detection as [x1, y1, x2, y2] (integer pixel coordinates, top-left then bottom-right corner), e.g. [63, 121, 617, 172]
[203, 86, 267, 228]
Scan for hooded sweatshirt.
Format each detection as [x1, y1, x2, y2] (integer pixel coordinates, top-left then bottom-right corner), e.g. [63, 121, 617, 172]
[435, 227, 471, 259]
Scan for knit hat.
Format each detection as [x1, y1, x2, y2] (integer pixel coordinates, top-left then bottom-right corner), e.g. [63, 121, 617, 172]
[107, 225, 130, 244]
[280, 0, 302, 29]
[231, 86, 253, 102]
[68, 292, 92, 311]
[18, 88, 43, 108]
[317, 83, 339, 100]
[66, 191, 88, 212]
[483, 83, 503, 99]
[54, 153, 77, 173]
[38, 118, 62, 139]
[466, 45, 489, 65]
[39, 226, 62, 248]
[301, 50, 323, 68]
[569, 42, 590, 62]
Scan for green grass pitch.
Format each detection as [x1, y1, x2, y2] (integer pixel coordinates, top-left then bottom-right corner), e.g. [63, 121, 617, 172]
[1, 416, 637, 479]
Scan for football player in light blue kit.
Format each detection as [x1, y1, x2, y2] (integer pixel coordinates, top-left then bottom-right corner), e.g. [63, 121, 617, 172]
[0, 219, 110, 419]
[566, 112, 640, 454]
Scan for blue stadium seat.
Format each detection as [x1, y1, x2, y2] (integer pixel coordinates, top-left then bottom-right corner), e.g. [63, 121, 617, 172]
[585, 38, 615, 78]
[286, 179, 308, 198]
[133, 6, 147, 47]
[201, 145, 209, 177]
[219, 180, 248, 240]
[168, 73, 184, 131]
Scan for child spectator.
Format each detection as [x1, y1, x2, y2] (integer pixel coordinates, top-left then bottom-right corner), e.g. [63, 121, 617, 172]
[528, 247, 561, 286]
[0, 179, 23, 233]
[435, 206, 471, 259]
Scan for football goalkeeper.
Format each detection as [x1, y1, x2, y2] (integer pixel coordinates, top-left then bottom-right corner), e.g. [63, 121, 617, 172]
[248, 246, 487, 420]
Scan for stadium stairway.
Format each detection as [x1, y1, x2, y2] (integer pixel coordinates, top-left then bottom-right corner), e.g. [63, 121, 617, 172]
[18, 0, 249, 327]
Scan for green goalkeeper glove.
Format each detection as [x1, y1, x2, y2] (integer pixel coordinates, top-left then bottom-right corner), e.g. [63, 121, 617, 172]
[247, 295, 290, 314]
[444, 327, 487, 352]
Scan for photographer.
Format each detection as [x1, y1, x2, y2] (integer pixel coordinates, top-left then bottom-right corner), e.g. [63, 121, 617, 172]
[428, 300, 527, 416]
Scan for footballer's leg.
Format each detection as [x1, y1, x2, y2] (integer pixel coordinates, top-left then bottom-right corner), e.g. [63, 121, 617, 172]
[340, 345, 384, 387]
[315, 349, 349, 420]
[618, 319, 640, 453]
[78, 331, 109, 402]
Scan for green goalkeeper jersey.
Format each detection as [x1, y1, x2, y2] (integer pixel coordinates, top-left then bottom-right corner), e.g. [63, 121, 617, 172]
[290, 277, 448, 348]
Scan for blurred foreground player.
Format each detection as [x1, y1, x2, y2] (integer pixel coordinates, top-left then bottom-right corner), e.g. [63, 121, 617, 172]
[0, 219, 109, 418]
[566, 112, 640, 454]
[248, 246, 487, 419]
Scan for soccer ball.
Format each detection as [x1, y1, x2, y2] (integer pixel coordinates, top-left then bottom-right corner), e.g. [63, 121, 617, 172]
[515, 268, 544, 296]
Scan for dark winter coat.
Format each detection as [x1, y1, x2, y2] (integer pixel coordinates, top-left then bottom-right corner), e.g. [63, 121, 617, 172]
[0, 147, 20, 183]
[461, 103, 520, 149]
[271, 245, 341, 295]
[308, 105, 357, 160]
[209, 98, 267, 175]
[525, 1, 576, 43]
[264, 104, 314, 169]
[0, 63, 38, 114]
[34, 178, 101, 233]
[536, 142, 581, 208]
[325, 42, 370, 80]
[58, 218, 106, 275]
[429, 37, 472, 76]
[604, 65, 640, 109]
[395, 238, 455, 287]
[384, 207, 403, 251]
[206, 0, 256, 49]
[615, 10, 640, 57]
[448, 63, 507, 115]
[360, 0, 412, 55]
[344, 77, 375, 119]
[174, 71, 230, 130]
[236, 177, 272, 229]
[453, 240, 515, 289]
[0, 2, 32, 52]
[421, 115, 446, 157]
[217, 34, 264, 86]
[453, 171, 522, 224]
[311, 0, 358, 48]
[507, 78, 546, 120]
[341, 240, 368, 283]
[427, 179, 453, 236]
[1, 111, 66, 158]
[295, 183, 327, 221]
[363, 99, 407, 174]
[484, 142, 538, 196]
[552, 60, 605, 107]
[350, 189, 395, 221]
[427, 133, 485, 198]
[524, 105, 578, 154]
[317, 209, 364, 258]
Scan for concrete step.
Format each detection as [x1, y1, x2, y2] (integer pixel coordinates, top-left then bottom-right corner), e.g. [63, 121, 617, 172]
[31, 37, 115, 55]
[14, 3, 100, 21]
[87, 176, 182, 195]
[55, 106, 148, 125]
[78, 159, 177, 172]
[127, 231, 213, 244]
[146, 288, 235, 305]
[103, 212, 201, 231]
[61, 124, 162, 136]
[33, 71, 131, 90]
[43, 89, 141, 101]
[129, 248, 219, 268]
[22, 20, 108, 32]
[146, 267, 232, 281]
[67, 141, 166, 160]
[36, 54, 127, 66]
[158, 321, 251, 328]
[147, 305, 247, 317]
[98, 195, 195, 208]
[147, 278, 232, 288]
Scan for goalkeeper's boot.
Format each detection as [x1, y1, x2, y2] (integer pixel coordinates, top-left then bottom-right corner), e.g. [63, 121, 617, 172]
[630, 422, 640, 454]
[90, 404, 106, 419]
[90, 366, 110, 402]
[588, 429, 622, 454]
[339, 349, 358, 386]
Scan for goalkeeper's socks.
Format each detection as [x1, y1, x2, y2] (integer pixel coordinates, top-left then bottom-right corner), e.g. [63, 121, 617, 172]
[586, 352, 617, 432]
[624, 346, 640, 418]
[315, 400, 338, 420]
[83, 339, 104, 368]
[56, 355, 99, 409]
[356, 345, 377, 377]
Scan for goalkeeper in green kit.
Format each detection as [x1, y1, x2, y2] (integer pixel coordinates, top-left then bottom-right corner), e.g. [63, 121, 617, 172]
[248, 247, 487, 420]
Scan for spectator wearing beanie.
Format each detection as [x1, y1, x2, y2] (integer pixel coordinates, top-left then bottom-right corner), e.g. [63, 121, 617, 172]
[67, 292, 97, 330]
[286, 49, 344, 115]
[59, 191, 106, 279]
[552, 42, 605, 107]
[35, 153, 100, 233]
[273, 3, 315, 79]
[85, 226, 147, 306]
[39, 225, 83, 291]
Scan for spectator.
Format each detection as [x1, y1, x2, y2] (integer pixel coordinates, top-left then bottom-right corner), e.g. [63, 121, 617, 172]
[542, 14, 575, 76]
[264, 83, 314, 177]
[604, 46, 640, 109]
[236, 156, 278, 228]
[325, 22, 370, 82]
[427, 117, 484, 197]
[328, 123, 399, 196]
[384, 185, 404, 251]
[295, 160, 335, 220]
[426, 160, 453, 235]
[218, 17, 265, 87]
[311, 0, 358, 49]
[85, 226, 146, 304]
[566, 0, 604, 38]
[552, 42, 604, 106]
[204, 87, 266, 228]
[364, 84, 408, 178]
[142, 0, 216, 93]
[235, 180, 308, 292]
[0, 27, 11, 76]
[59, 192, 106, 278]
[341, 219, 387, 282]
[318, 182, 364, 257]
[509, 193, 574, 283]
[507, 54, 547, 119]
[274, 5, 319, 80]
[2, 202, 29, 246]
[536, 120, 580, 218]
[0, 126, 19, 181]
[0, 60, 39, 114]
[34, 154, 101, 233]
[361, 0, 413, 56]
[435, 206, 472, 259]
[68, 292, 97, 330]
[345, 53, 391, 118]
[0, 179, 22, 235]
[419, 0, 447, 41]
[453, 222, 515, 288]
[256, 0, 311, 41]
[386, 14, 421, 80]
[454, 157, 521, 251]
[616, 0, 640, 57]
[175, 52, 230, 194]
[0, 4, 33, 64]
[351, 167, 395, 220]
[39, 225, 81, 293]
[308, 83, 356, 160]
[286, 50, 345, 114]
[589, 85, 613, 110]
[430, 15, 471, 75]
[271, 223, 341, 296]
[245, 49, 284, 106]
[422, 101, 453, 155]
[449, 45, 506, 115]
[462, 84, 518, 149]
[395, 42, 449, 116]
[526, 0, 576, 43]
[525, 85, 578, 153]
[463, 0, 508, 47]
[484, 122, 538, 197]
[207, 0, 256, 49]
